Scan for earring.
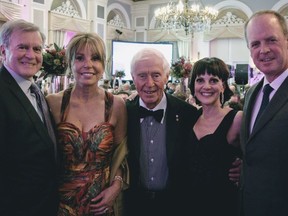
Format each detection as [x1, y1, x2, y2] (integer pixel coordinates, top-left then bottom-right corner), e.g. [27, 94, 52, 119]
[220, 92, 224, 107]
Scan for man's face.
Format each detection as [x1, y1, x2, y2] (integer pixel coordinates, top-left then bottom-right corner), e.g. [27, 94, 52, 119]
[132, 53, 169, 109]
[1, 30, 43, 80]
[246, 14, 288, 82]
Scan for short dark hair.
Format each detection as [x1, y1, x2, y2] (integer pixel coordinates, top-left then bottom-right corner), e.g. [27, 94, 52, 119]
[189, 57, 233, 106]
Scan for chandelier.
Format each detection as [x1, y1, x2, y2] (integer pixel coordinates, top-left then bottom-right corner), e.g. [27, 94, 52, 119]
[155, 0, 218, 35]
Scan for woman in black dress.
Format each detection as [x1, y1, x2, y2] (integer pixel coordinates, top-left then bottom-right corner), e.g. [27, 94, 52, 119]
[185, 57, 242, 216]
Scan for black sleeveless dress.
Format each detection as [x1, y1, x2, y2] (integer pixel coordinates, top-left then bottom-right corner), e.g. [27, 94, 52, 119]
[185, 109, 242, 216]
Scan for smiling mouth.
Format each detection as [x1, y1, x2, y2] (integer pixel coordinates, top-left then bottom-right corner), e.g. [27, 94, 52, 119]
[261, 58, 273, 62]
[201, 92, 213, 96]
[22, 62, 36, 66]
[80, 72, 95, 75]
[144, 89, 156, 94]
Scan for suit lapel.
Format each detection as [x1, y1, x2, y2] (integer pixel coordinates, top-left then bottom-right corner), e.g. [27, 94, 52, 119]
[251, 77, 288, 138]
[242, 81, 262, 139]
[2, 68, 54, 148]
[126, 96, 142, 159]
[165, 94, 181, 163]
[240, 80, 262, 153]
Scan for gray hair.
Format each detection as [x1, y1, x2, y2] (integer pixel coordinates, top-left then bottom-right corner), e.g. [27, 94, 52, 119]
[130, 48, 170, 76]
[0, 19, 45, 48]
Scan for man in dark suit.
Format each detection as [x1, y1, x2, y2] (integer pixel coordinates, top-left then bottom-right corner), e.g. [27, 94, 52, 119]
[240, 10, 288, 216]
[0, 19, 59, 215]
[123, 48, 198, 216]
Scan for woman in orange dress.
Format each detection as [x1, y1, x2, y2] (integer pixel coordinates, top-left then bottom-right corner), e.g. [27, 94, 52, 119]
[47, 32, 128, 216]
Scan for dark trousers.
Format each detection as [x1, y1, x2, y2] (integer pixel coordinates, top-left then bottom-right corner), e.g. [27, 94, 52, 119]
[124, 188, 178, 216]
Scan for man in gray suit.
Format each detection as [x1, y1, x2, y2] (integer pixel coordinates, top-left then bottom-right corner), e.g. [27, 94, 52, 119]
[240, 10, 288, 216]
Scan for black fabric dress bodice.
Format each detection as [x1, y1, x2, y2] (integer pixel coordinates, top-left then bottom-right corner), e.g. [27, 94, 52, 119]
[185, 109, 242, 216]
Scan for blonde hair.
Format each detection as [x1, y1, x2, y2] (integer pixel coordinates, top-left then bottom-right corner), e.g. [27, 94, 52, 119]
[65, 32, 106, 72]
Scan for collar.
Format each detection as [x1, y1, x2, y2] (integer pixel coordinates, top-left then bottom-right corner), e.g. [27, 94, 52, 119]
[4, 64, 33, 94]
[139, 93, 167, 123]
[4, 64, 32, 94]
[263, 68, 288, 92]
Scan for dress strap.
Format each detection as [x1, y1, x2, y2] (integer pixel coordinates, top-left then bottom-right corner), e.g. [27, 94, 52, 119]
[104, 91, 114, 122]
[60, 88, 114, 122]
[60, 87, 73, 122]
[214, 109, 238, 136]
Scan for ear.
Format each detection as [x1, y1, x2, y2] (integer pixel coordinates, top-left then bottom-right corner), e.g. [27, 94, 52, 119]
[0, 45, 6, 61]
[0, 45, 4, 55]
[166, 71, 170, 80]
[163, 72, 169, 84]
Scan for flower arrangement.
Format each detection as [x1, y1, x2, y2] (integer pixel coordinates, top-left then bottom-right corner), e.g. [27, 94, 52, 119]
[115, 70, 126, 78]
[41, 43, 67, 78]
[170, 56, 193, 79]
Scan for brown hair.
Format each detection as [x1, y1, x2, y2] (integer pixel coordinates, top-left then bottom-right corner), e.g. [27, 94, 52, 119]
[244, 10, 288, 45]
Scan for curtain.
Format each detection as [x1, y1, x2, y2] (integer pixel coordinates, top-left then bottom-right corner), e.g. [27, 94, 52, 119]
[203, 25, 245, 42]
[148, 29, 191, 60]
[48, 11, 92, 46]
[0, 1, 22, 21]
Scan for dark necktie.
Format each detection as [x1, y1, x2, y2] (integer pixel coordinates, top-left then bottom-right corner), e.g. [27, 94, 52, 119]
[139, 106, 164, 123]
[30, 83, 57, 156]
[255, 84, 273, 124]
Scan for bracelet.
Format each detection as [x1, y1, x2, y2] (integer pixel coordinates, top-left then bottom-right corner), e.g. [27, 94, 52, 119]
[113, 175, 123, 189]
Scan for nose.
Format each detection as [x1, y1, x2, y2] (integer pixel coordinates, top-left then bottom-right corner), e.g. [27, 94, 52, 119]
[146, 75, 155, 87]
[83, 59, 92, 68]
[260, 43, 270, 54]
[203, 81, 211, 88]
[25, 48, 36, 58]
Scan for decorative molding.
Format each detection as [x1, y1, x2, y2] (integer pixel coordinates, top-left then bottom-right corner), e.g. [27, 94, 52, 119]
[107, 3, 131, 29]
[214, 12, 245, 26]
[51, 0, 80, 18]
[107, 14, 124, 28]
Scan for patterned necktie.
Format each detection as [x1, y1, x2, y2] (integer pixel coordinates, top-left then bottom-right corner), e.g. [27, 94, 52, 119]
[139, 106, 164, 123]
[255, 84, 273, 124]
[30, 83, 57, 157]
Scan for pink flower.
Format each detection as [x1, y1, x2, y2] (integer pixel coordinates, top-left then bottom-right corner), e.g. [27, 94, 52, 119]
[170, 56, 193, 79]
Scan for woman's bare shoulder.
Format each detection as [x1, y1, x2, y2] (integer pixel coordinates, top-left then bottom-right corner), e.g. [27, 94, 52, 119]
[234, 110, 243, 125]
[112, 94, 126, 111]
[46, 91, 64, 106]
[46, 91, 65, 122]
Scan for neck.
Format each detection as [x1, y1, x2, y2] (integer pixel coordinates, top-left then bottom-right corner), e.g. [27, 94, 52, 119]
[201, 104, 223, 119]
[72, 85, 100, 102]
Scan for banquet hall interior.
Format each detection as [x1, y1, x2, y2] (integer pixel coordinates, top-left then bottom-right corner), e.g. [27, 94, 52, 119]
[0, 0, 287, 97]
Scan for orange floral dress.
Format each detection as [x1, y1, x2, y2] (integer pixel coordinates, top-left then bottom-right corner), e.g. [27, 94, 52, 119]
[57, 87, 115, 216]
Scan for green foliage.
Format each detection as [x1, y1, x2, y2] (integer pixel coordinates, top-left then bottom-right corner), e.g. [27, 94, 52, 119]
[41, 43, 67, 78]
[115, 70, 125, 78]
